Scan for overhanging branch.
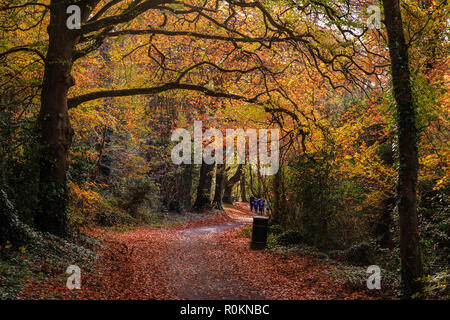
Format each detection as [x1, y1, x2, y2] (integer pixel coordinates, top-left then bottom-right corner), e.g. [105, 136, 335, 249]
[67, 82, 300, 123]
[67, 82, 260, 109]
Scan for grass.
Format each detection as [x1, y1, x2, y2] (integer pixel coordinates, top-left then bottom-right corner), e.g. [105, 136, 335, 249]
[239, 225, 252, 238]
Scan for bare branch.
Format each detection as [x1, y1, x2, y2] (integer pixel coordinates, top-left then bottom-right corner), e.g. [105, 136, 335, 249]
[0, 46, 45, 62]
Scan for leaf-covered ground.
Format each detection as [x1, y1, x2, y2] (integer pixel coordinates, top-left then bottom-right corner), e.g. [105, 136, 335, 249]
[18, 203, 390, 300]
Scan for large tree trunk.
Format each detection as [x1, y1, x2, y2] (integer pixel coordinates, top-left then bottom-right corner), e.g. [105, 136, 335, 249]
[176, 164, 192, 212]
[35, 1, 80, 237]
[222, 184, 232, 204]
[212, 163, 225, 210]
[223, 164, 243, 204]
[382, 0, 423, 297]
[193, 161, 214, 212]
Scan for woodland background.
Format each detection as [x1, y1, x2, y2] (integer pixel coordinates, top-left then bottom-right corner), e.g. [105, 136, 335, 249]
[0, 0, 448, 299]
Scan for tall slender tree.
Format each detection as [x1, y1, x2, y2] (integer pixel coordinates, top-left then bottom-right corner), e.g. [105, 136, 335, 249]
[240, 171, 247, 202]
[382, 0, 423, 296]
[212, 163, 225, 210]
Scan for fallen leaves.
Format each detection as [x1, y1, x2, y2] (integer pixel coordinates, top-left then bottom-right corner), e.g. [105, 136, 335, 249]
[18, 204, 389, 300]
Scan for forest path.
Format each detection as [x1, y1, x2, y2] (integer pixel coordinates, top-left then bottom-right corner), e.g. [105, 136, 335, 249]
[32, 202, 378, 299]
[119, 202, 375, 300]
[164, 203, 266, 299]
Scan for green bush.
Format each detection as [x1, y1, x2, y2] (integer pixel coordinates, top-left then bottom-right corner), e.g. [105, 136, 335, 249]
[344, 241, 378, 265]
[269, 224, 283, 235]
[276, 231, 303, 246]
[239, 225, 252, 238]
[0, 116, 40, 226]
[419, 190, 449, 275]
[115, 176, 158, 218]
[284, 152, 369, 250]
[96, 210, 135, 227]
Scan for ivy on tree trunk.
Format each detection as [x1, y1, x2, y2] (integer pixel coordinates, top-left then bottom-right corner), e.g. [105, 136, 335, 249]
[382, 0, 423, 297]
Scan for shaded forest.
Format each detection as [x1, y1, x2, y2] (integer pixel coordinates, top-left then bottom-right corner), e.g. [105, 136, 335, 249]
[0, 0, 448, 300]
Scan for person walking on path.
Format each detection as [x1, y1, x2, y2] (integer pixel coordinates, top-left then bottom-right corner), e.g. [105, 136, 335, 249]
[253, 198, 259, 214]
[250, 195, 255, 212]
[259, 197, 265, 215]
[265, 201, 271, 217]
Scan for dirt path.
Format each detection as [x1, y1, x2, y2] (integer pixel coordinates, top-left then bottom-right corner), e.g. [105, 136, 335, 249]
[164, 205, 265, 299]
[120, 203, 374, 300]
[20, 203, 379, 299]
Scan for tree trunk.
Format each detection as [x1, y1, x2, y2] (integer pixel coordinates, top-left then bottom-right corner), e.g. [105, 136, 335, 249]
[92, 126, 107, 182]
[240, 171, 247, 202]
[176, 164, 192, 212]
[256, 159, 262, 196]
[249, 163, 256, 195]
[212, 163, 225, 210]
[35, 1, 80, 237]
[375, 194, 395, 249]
[193, 161, 214, 212]
[272, 168, 282, 225]
[222, 184, 233, 204]
[223, 164, 243, 204]
[382, 0, 423, 297]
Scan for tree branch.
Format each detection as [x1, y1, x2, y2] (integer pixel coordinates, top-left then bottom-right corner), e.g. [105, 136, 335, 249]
[80, 0, 171, 34]
[67, 82, 260, 109]
[0, 47, 45, 62]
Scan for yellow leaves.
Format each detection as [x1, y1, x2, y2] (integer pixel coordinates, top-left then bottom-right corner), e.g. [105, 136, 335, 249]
[68, 181, 103, 215]
[434, 175, 449, 191]
[431, 152, 450, 191]
[0, 241, 25, 254]
[419, 148, 449, 190]
[421, 154, 440, 168]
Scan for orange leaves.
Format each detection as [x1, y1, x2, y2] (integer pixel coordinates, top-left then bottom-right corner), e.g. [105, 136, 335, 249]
[68, 181, 102, 206]
[19, 204, 385, 300]
[68, 181, 104, 223]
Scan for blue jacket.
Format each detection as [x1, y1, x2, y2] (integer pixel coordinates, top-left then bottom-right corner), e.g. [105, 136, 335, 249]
[259, 199, 265, 209]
